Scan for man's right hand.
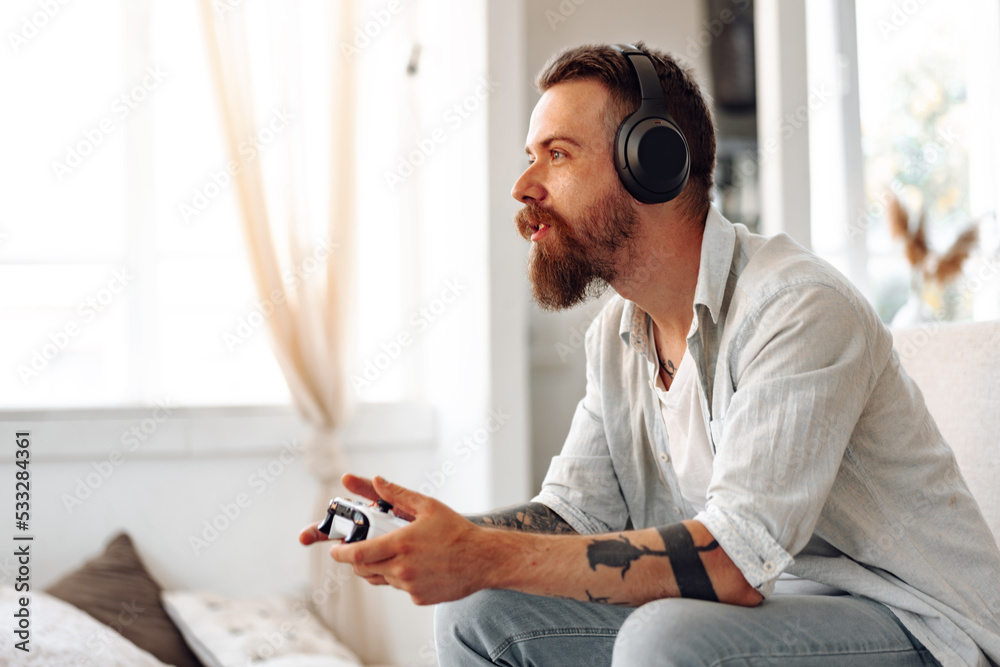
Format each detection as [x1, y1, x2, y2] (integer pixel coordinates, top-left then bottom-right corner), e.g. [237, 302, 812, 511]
[297, 473, 419, 545]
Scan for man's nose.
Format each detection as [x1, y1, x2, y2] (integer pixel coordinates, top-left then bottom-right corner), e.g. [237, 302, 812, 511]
[511, 162, 546, 203]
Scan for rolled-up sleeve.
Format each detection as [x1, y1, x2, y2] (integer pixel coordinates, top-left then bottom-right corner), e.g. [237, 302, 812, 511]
[533, 315, 630, 535]
[697, 282, 877, 595]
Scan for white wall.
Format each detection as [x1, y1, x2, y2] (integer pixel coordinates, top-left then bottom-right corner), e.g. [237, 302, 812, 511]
[0, 404, 437, 663]
[522, 0, 710, 491]
[386, 0, 532, 514]
[485, 0, 533, 509]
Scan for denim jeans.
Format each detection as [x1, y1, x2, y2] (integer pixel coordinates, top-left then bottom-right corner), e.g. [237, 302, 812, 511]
[434, 590, 941, 666]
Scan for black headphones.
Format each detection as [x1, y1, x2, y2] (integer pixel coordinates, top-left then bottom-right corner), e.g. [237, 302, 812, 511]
[612, 44, 691, 204]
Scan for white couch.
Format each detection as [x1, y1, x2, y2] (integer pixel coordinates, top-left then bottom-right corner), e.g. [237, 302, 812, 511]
[893, 319, 1000, 543]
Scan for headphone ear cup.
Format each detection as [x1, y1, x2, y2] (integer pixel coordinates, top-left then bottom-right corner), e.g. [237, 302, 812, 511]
[611, 45, 692, 205]
[615, 112, 690, 204]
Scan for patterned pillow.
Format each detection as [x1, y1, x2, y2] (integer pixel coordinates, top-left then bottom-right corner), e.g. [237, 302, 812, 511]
[0, 587, 169, 666]
[162, 590, 363, 667]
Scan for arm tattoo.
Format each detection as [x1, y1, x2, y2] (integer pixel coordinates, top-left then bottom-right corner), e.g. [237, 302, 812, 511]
[585, 590, 630, 606]
[657, 524, 720, 602]
[583, 525, 720, 603]
[466, 502, 577, 534]
[586, 535, 669, 578]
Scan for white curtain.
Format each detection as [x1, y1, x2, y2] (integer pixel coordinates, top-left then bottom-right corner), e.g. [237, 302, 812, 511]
[197, 1, 388, 662]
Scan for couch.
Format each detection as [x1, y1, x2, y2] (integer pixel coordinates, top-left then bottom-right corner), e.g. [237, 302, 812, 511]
[892, 319, 1000, 542]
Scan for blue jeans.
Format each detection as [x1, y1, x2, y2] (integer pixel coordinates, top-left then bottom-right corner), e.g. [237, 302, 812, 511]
[434, 590, 941, 666]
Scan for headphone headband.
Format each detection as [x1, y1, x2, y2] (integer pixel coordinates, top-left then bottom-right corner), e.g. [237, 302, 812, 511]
[612, 44, 665, 103]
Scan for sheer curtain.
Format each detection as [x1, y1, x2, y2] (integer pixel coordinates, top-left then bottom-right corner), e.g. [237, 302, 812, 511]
[197, 1, 387, 662]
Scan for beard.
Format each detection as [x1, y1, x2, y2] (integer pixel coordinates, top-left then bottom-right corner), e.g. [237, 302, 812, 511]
[515, 183, 640, 311]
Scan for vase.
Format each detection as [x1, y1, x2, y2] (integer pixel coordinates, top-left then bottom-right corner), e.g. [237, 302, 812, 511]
[891, 274, 935, 327]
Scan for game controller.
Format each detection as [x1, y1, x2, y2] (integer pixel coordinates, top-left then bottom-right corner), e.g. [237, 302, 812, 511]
[316, 497, 410, 543]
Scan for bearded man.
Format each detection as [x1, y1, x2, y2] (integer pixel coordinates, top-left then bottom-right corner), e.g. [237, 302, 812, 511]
[302, 42, 1000, 667]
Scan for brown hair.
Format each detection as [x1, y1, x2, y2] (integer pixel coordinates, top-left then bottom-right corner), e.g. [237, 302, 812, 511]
[536, 41, 716, 221]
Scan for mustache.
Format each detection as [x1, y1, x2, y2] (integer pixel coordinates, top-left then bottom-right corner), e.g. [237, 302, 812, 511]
[515, 204, 565, 240]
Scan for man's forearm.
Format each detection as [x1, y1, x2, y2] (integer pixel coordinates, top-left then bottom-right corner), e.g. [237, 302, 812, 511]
[473, 519, 762, 608]
[466, 502, 578, 534]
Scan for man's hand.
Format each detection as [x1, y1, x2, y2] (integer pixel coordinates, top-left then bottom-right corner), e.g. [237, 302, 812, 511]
[328, 476, 489, 605]
[299, 475, 762, 609]
[298, 474, 417, 546]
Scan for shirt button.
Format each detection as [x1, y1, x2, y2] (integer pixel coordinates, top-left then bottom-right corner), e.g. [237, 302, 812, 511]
[659, 453, 669, 462]
[762, 561, 776, 573]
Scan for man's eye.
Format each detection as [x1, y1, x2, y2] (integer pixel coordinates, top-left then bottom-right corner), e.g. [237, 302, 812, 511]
[551, 149, 565, 160]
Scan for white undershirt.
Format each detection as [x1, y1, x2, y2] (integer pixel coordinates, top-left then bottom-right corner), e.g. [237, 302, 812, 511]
[653, 349, 844, 596]
[652, 350, 714, 514]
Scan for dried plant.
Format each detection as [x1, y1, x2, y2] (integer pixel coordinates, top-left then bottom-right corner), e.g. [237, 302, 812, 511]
[885, 190, 978, 286]
[934, 226, 979, 283]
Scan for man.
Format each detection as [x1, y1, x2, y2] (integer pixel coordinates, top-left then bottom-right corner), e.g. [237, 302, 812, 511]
[301, 43, 1000, 666]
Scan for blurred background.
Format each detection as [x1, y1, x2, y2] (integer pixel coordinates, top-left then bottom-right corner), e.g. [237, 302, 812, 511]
[3, 0, 1000, 662]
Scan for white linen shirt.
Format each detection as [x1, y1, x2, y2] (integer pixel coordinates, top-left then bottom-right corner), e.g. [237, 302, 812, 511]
[533, 207, 1000, 667]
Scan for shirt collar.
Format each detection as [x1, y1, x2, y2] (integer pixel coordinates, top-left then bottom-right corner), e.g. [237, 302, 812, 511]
[619, 300, 654, 360]
[619, 206, 736, 354]
[692, 206, 737, 325]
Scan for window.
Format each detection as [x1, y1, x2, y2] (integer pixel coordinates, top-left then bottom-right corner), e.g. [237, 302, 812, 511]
[854, 0, 1000, 322]
[3, 0, 286, 408]
[1, 0, 482, 408]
